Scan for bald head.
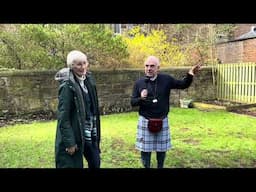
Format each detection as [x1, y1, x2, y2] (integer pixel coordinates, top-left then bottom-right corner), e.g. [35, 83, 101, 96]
[144, 56, 160, 77]
[144, 56, 160, 67]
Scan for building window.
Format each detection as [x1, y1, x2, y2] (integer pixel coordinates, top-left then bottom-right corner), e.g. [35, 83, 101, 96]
[113, 24, 121, 34]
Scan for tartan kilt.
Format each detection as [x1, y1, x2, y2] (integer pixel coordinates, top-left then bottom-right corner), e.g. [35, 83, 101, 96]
[135, 115, 171, 152]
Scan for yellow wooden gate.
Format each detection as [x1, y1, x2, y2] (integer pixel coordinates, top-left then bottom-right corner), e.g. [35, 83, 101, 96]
[217, 63, 256, 104]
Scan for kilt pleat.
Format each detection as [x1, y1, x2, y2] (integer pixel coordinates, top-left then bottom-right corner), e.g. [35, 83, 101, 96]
[135, 115, 171, 152]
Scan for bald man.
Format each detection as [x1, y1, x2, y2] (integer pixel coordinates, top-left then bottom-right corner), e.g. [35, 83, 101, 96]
[131, 55, 201, 168]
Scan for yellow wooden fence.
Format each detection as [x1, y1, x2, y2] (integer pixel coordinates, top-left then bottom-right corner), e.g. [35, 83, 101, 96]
[217, 62, 256, 104]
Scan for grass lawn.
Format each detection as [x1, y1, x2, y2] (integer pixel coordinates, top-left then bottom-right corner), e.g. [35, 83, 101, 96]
[0, 107, 256, 168]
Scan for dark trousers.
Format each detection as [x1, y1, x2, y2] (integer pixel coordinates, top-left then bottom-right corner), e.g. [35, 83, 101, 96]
[83, 141, 100, 168]
[141, 151, 166, 168]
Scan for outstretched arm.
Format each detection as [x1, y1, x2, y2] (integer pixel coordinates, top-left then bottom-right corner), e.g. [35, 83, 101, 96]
[170, 63, 202, 89]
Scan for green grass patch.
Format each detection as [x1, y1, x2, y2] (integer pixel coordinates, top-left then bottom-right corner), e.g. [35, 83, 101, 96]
[1, 108, 256, 168]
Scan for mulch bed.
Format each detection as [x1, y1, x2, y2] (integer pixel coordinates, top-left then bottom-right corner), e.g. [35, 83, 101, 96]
[231, 109, 256, 117]
[203, 100, 256, 117]
[0, 111, 56, 127]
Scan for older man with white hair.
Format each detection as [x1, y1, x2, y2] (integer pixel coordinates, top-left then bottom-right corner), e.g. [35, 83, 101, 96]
[55, 50, 101, 168]
[131, 55, 201, 168]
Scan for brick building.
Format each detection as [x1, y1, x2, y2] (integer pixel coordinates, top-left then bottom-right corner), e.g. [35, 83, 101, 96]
[215, 24, 256, 63]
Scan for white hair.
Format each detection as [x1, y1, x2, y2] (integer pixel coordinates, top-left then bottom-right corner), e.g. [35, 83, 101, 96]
[66, 50, 88, 68]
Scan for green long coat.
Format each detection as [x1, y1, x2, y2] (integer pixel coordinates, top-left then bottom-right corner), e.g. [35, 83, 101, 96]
[55, 69, 101, 168]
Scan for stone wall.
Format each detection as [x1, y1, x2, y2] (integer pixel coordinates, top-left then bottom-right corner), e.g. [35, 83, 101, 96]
[0, 67, 215, 117]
